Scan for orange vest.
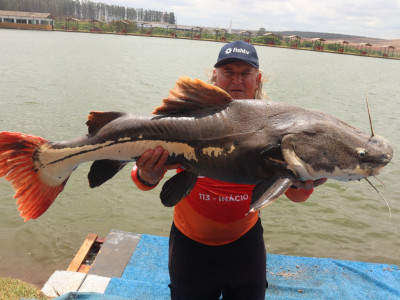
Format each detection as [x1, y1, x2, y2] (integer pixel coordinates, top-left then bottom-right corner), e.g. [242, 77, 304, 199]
[173, 176, 259, 246]
[131, 166, 313, 246]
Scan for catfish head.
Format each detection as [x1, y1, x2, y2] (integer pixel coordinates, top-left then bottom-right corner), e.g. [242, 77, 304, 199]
[280, 114, 393, 182]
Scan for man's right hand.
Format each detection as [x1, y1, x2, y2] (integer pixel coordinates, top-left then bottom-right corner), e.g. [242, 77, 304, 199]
[135, 146, 181, 185]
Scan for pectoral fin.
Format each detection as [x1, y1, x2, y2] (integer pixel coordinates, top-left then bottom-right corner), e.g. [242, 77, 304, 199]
[249, 174, 294, 213]
[160, 171, 198, 207]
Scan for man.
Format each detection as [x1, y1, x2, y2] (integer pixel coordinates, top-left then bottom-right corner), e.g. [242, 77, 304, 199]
[131, 40, 326, 299]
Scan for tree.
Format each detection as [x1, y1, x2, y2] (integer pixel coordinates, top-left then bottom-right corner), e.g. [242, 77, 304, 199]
[167, 12, 175, 24]
[1, 0, 176, 23]
[257, 27, 267, 36]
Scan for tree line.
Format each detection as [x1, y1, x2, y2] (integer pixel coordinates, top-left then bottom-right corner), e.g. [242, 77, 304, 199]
[0, 0, 176, 24]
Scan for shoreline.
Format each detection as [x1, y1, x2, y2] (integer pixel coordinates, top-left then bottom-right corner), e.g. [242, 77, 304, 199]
[1, 26, 399, 60]
[0, 258, 64, 288]
[53, 28, 400, 60]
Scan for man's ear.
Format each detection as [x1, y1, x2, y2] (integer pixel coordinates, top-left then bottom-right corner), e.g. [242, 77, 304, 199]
[256, 71, 262, 87]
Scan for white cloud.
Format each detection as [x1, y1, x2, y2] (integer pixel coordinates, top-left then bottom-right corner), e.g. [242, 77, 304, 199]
[101, 0, 400, 39]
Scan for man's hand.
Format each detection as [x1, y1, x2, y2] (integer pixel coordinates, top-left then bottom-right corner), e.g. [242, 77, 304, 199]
[136, 146, 181, 185]
[292, 178, 327, 190]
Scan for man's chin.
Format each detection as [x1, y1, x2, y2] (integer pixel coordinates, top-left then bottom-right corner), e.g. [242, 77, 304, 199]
[229, 91, 245, 99]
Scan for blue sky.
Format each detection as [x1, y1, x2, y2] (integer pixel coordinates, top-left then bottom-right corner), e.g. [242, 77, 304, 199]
[102, 0, 400, 39]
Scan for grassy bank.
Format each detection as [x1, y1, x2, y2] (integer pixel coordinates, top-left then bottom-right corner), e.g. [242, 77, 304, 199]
[0, 277, 48, 300]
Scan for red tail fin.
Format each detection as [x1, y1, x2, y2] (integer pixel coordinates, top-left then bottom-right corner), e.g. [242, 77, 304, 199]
[0, 132, 67, 221]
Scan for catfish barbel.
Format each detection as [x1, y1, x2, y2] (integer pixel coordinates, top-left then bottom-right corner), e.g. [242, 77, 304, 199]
[0, 77, 393, 221]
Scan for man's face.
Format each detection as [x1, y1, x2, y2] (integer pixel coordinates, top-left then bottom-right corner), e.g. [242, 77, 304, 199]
[213, 62, 261, 99]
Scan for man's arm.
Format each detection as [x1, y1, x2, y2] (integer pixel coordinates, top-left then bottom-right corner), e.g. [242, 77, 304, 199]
[131, 146, 180, 191]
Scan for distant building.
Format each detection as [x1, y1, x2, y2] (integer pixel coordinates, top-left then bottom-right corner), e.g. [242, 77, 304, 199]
[0, 10, 54, 31]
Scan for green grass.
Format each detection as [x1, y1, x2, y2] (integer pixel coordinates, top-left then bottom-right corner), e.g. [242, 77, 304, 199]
[0, 277, 48, 300]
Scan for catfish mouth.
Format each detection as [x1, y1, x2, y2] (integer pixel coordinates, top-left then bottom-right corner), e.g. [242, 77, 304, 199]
[360, 135, 393, 176]
[370, 137, 393, 164]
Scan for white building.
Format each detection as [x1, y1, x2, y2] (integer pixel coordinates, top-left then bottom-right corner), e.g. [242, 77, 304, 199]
[0, 10, 54, 30]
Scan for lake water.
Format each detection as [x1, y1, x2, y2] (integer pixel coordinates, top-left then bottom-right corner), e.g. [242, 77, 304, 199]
[0, 29, 399, 286]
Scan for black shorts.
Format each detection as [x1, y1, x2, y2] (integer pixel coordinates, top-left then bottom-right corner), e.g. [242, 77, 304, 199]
[168, 218, 267, 300]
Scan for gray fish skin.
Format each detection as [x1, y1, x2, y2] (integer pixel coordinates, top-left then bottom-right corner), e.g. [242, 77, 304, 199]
[0, 77, 393, 221]
[89, 100, 392, 183]
[44, 100, 392, 205]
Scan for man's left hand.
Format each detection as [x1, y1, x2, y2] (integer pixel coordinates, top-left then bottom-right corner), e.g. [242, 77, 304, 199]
[292, 178, 327, 190]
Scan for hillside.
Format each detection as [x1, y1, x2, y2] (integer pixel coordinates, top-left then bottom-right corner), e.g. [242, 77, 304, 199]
[271, 31, 371, 40]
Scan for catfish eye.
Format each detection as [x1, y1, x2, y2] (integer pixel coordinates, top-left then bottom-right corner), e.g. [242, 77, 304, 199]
[357, 150, 366, 158]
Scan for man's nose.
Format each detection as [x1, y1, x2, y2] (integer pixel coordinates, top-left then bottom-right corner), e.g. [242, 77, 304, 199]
[232, 73, 242, 84]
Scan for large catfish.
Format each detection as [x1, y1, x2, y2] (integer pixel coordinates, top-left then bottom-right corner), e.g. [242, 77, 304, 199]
[0, 77, 393, 221]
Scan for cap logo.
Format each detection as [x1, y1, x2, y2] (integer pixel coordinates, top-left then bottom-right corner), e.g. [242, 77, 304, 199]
[233, 47, 249, 54]
[225, 47, 249, 56]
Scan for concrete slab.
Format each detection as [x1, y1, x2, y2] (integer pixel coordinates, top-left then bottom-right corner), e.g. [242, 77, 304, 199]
[79, 274, 111, 293]
[41, 270, 86, 298]
[88, 229, 141, 278]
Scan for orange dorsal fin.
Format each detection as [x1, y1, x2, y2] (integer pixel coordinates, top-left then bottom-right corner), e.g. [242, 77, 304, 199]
[153, 77, 233, 115]
[86, 112, 126, 134]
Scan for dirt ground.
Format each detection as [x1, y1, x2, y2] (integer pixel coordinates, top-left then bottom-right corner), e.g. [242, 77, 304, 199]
[324, 37, 400, 55]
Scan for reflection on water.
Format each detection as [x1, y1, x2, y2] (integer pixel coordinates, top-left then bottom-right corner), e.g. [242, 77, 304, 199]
[0, 29, 399, 285]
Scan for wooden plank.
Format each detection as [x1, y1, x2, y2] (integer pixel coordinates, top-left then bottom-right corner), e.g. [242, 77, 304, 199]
[96, 237, 106, 244]
[77, 264, 92, 273]
[67, 233, 98, 272]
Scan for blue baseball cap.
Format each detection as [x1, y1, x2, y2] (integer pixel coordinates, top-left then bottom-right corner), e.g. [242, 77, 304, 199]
[214, 40, 259, 68]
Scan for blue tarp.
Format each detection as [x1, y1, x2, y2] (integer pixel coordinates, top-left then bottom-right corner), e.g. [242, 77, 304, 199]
[105, 234, 170, 300]
[266, 254, 400, 299]
[105, 234, 400, 299]
[54, 292, 129, 300]
[58, 234, 400, 299]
